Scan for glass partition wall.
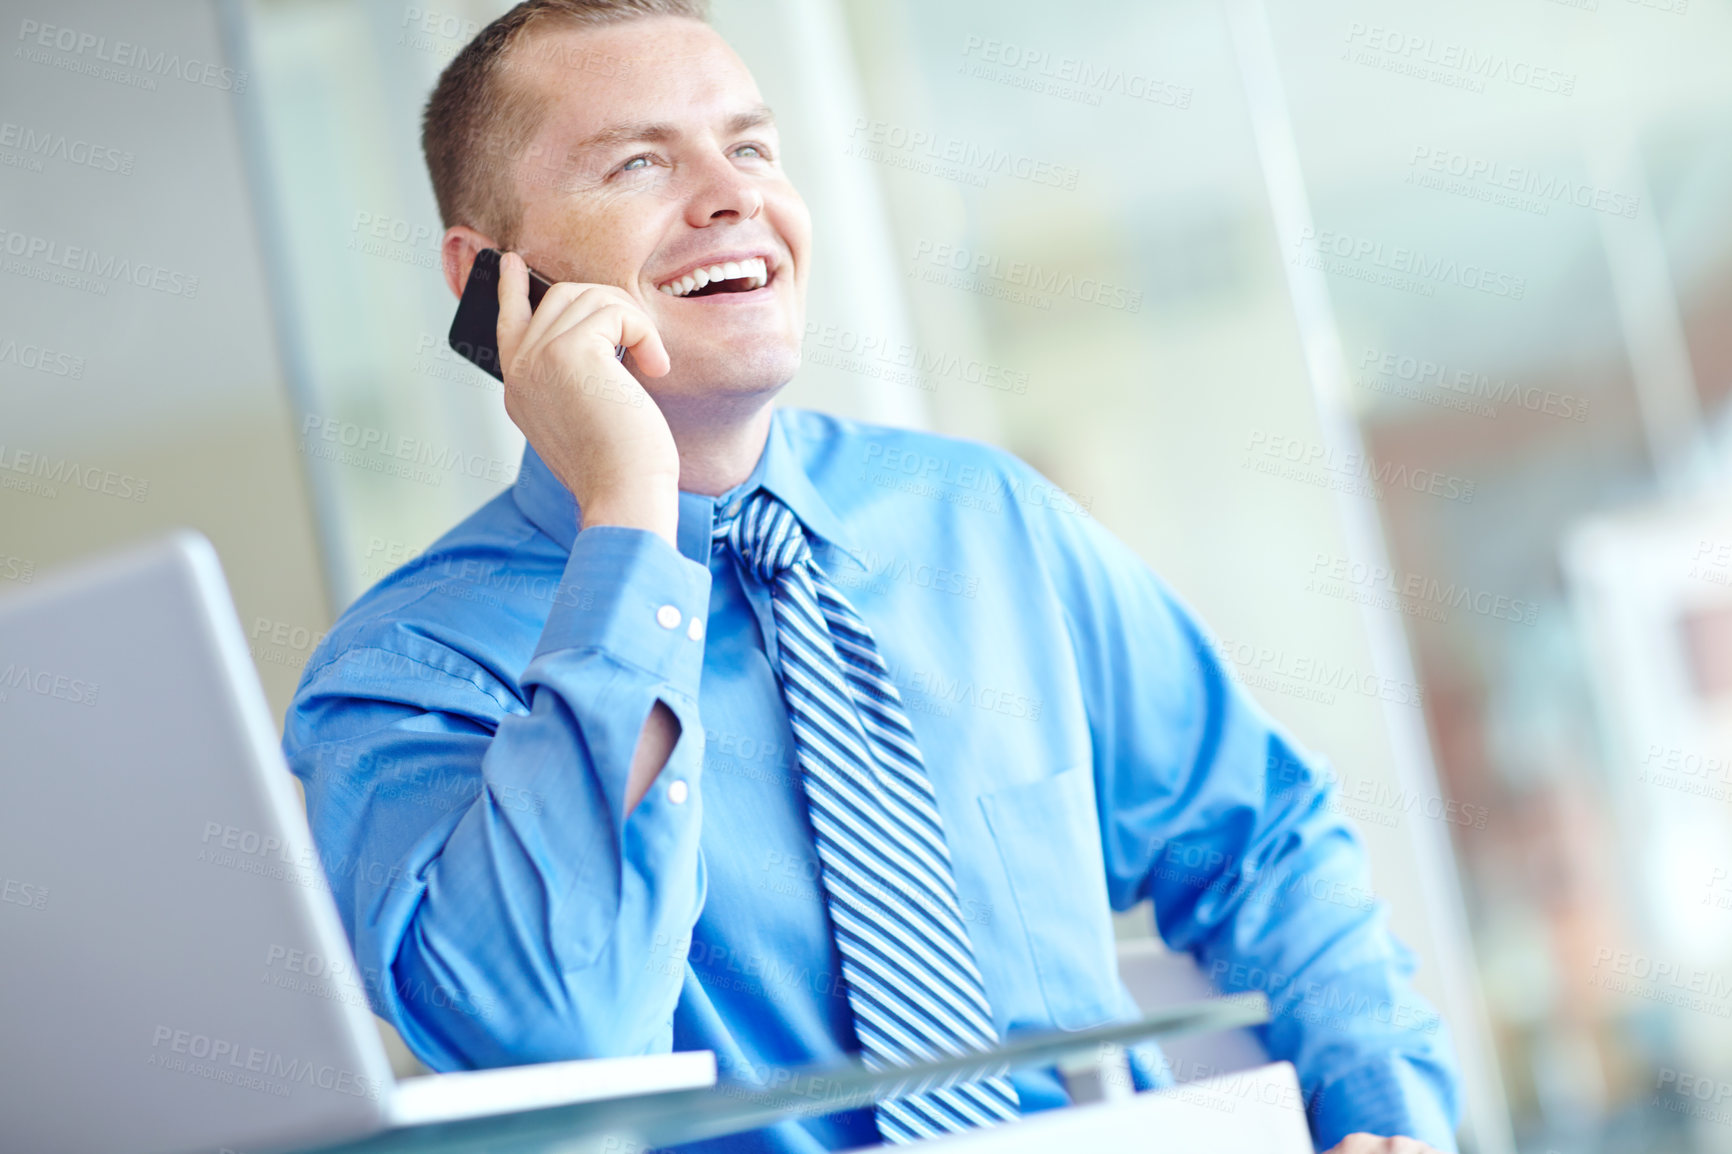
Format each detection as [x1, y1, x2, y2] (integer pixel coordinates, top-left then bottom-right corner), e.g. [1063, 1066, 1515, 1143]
[841, 1, 1732, 1152]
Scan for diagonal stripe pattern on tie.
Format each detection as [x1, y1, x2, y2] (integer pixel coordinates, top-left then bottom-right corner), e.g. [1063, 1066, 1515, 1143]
[712, 486, 1021, 1143]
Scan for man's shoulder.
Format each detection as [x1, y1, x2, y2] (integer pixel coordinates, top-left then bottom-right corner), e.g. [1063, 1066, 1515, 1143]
[294, 488, 562, 705]
[779, 408, 1094, 545]
[779, 406, 1038, 494]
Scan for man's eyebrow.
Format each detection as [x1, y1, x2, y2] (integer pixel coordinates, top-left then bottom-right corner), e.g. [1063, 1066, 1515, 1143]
[564, 103, 777, 160]
[724, 103, 776, 134]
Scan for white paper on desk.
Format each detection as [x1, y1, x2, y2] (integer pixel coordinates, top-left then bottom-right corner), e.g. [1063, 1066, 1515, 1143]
[910, 1061, 1315, 1153]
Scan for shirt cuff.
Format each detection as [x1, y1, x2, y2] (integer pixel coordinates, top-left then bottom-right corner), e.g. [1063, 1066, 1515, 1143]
[1310, 1057, 1459, 1152]
[535, 526, 712, 700]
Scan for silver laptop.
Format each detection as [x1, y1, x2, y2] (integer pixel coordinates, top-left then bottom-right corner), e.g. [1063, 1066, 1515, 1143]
[0, 532, 715, 1154]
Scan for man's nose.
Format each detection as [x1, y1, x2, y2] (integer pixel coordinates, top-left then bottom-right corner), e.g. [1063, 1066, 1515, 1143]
[684, 152, 764, 226]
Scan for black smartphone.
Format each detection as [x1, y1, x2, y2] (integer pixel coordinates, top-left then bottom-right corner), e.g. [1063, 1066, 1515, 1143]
[448, 248, 626, 381]
[448, 248, 549, 382]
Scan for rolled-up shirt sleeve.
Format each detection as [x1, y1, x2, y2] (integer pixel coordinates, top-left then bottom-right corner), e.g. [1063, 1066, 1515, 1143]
[284, 526, 711, 1071]
[1015, 459, 1461, 1151]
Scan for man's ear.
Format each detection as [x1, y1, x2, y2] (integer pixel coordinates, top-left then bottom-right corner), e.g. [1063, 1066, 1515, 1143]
[442, 226, 499, 300]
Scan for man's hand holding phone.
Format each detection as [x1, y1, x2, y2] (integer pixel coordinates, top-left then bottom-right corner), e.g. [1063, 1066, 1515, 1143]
[493, 251, 681, 548]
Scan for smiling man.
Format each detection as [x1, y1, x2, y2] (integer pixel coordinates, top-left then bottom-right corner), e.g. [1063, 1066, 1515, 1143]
[283, 2, 1461, 1152]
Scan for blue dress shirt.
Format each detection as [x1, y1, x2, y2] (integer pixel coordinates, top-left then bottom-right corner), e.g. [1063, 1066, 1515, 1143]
[283, 406, 1461, 1152]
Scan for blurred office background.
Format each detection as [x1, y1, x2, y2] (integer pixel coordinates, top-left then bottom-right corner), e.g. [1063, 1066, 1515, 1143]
[4, 0, 1732, 1149]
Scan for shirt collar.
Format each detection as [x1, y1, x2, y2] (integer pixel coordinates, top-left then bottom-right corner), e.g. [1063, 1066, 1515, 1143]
[511, 407, 868, 572]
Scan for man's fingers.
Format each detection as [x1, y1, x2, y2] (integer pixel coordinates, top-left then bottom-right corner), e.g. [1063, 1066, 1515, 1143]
[497, 268, 671, 391]
[545, 306, 663, 386]
[520, 281, 611, 351]
[521, 286, 670, 380]
[523, 284, 629, 353]
[615, 306, 670, 378]
[495, 251, 533, 373]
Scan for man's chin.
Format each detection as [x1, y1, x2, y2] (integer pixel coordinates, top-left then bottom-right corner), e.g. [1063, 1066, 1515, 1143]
[646, 343, 801, 403]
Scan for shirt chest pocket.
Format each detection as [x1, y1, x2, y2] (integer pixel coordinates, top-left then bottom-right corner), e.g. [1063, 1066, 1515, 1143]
[978, 763, 1121, 1030]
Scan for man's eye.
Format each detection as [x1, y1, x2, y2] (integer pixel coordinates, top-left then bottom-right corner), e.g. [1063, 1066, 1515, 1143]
[733, 143, 769, 160]
[619, 153, 655, 173]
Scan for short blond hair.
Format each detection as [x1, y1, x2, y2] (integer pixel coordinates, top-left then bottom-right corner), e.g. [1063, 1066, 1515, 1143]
[420, 0, 710, 245]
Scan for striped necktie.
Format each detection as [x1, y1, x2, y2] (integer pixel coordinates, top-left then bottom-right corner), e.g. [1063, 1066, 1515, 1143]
[712, 487, 1021, 1143]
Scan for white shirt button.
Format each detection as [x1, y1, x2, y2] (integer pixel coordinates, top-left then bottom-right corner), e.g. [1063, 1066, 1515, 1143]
[656, 604, 682, 630]
[667, 779, 689, 805]
[687, 615, 706, 642]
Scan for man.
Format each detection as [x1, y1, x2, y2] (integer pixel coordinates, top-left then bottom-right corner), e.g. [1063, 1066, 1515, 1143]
[284, 2, 1460, 1151]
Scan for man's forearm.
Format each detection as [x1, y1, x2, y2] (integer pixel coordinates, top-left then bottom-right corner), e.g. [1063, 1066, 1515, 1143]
[291, 526, 711, 1070]
[395, 529, 707, 1067]
[391, 677, 704, 1068]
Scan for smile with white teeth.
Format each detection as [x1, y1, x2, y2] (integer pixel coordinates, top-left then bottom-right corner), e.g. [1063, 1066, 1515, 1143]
[657, 256, 769, 297]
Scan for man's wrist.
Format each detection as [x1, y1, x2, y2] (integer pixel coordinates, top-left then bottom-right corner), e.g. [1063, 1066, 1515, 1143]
[579, 483, 679, 548]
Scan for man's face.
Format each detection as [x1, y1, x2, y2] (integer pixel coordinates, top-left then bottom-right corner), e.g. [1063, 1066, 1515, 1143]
[504, 16, 810, 404]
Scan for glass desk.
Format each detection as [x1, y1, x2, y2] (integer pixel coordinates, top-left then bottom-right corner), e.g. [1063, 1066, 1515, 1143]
[275, 993, 1269, 1154]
